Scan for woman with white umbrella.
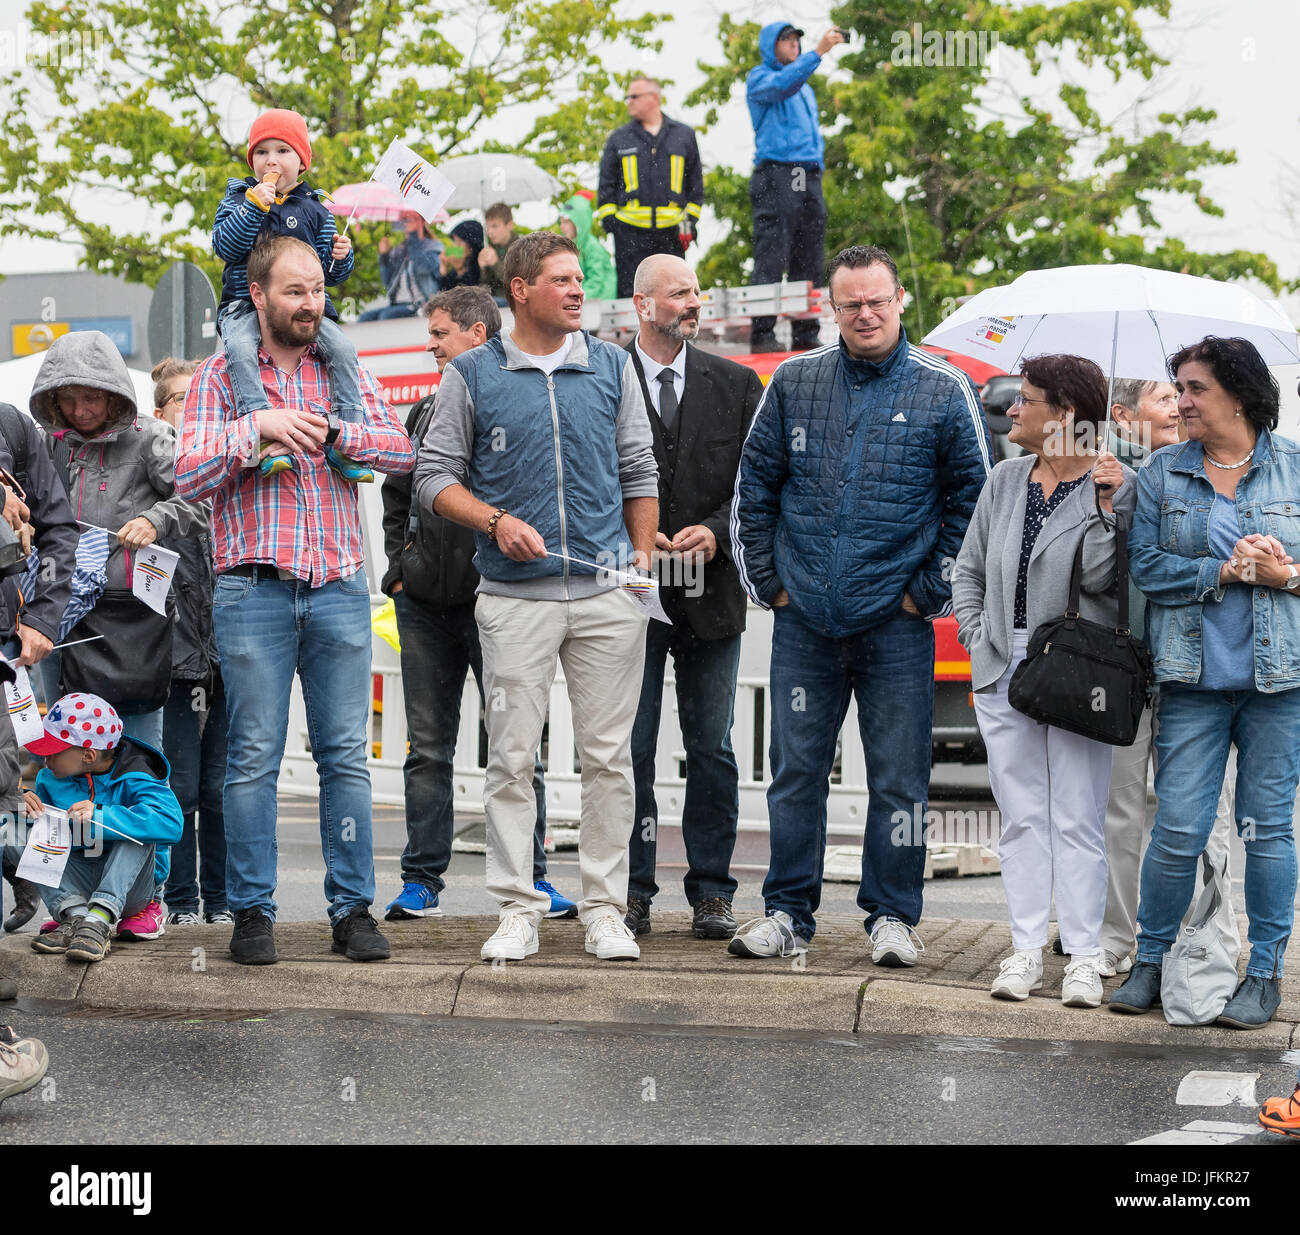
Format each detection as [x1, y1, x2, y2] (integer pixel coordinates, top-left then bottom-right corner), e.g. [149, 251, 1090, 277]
[1114, 336, 1300, 1028]
[953, 354, 1135, 1009]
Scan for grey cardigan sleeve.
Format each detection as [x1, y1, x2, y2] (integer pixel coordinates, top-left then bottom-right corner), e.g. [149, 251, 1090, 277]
[413, 364, 475, 516]
[952, 471, 994, 650]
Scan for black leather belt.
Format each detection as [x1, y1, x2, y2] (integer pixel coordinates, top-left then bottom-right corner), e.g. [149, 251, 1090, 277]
[223, 563, 295, 581]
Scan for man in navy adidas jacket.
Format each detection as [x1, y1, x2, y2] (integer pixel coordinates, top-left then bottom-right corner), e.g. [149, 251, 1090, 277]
[730, 244, 991, 965]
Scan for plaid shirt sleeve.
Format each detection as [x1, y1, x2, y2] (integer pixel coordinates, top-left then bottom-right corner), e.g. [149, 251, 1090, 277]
[174, 354, 260, 500]
[332, 366, 415, 475]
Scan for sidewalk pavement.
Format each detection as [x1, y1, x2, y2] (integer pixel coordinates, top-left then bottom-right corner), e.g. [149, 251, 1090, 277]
[4, 914, 1297, 1048]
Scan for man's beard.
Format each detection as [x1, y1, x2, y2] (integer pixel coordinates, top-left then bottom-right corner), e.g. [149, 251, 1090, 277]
[652, 310, 700, 342]
[267, 305, 322, 348]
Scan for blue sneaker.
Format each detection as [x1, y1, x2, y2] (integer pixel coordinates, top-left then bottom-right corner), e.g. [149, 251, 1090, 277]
[325, 448, 373, 484]
[536, 880, 578, 919]
[383, 882, 442, 920]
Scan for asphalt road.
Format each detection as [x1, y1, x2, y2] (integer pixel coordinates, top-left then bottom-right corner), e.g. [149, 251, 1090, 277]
[1, 1005, 1296, 1152]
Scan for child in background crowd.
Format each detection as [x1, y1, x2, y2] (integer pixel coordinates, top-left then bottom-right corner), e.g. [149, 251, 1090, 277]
[212, 107, 371, 482]
[26, 693, 183, 963]
[151, 359, 230, 927]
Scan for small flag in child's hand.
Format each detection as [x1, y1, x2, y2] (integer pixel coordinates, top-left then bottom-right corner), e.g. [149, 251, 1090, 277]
[5, 664, 43, 746]
[16, 804, 72, 888]
[132, 544, 180, 615]
[371, 140, 455, 223]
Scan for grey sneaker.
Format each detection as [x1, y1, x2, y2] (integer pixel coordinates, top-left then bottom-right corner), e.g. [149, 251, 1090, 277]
[728, 911, 808, 959]
[0, 1032, 47, 1104]
[869, 917, 924, 968]
[1216, 975, 1282, 1030]
[65, 915, 112, 963]
[30, 919, 76, 955]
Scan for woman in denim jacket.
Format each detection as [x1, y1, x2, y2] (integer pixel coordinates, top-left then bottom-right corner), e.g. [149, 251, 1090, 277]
[1115, 336, 1300, 1029]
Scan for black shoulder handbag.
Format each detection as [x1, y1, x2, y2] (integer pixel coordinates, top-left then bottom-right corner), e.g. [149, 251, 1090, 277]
[1007, 512, 1153, 746]
[60, 588, 174, 715]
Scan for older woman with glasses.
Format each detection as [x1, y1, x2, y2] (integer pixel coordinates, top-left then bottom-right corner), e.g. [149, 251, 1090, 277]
[1112, 336, 1300, 1028]
[954, 354, 1135, 1009]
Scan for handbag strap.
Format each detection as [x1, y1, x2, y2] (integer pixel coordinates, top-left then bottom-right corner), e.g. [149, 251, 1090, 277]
[1066, 490, 1131, 632]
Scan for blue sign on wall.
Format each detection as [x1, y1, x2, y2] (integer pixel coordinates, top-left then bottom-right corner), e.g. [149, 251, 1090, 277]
[67, 316, 134, 356]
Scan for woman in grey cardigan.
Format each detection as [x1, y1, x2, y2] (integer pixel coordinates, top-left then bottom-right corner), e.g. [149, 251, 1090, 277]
[953, 354, 1135, 1009]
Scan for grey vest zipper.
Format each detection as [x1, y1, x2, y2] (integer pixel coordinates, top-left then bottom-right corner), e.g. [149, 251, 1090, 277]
[546, 375, 570, 598]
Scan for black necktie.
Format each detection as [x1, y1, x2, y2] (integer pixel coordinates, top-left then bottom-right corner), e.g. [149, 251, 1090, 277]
[656, 369, 679, 436]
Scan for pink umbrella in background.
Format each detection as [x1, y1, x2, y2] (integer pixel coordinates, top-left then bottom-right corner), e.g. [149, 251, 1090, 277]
[326, 181, 451, 225]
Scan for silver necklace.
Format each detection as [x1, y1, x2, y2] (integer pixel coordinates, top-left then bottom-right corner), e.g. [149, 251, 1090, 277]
[1204, 447, 1255, 470]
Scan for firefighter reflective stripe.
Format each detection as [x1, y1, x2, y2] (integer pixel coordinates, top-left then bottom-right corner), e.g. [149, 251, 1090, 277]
[669, 154, 685, 195]
[685, 201, 702, 219]
[622, 155, 639, 193]
[593, 202, 616, 223]
[613, 204, 682, 228]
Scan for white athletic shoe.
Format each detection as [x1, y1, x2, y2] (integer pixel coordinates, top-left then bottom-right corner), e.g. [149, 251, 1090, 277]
[727, 911, 808, 959]
[869, 917, 924, 968]
[1062, 955, 1104, 1008]
[585, 912, 640, 961]
[480, 913, 539, 962]
[1099, 949, 1133, 979]
[990, 950, 1044, 1001]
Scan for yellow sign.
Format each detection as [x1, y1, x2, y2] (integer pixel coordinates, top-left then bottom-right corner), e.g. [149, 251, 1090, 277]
[11, 322, 70, 356]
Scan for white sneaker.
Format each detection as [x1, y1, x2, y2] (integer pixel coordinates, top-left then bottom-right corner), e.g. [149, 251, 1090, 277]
[991, 950, 1044, 1001]
[1062, 954, 1104, 1008]
[480, 913, 539, 962]
[1099, 949, 1133, 979]
[727, 911, 807, 959]
[869, 917, 924, 967]
[585, 912, 640, 961]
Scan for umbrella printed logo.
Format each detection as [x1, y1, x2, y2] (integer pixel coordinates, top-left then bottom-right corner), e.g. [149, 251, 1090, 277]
[984, 315, 1016, 343]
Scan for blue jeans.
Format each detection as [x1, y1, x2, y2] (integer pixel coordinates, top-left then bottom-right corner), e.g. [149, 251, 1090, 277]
[1137, 684, 1300, 978]
[36, 649, 164, 747]
[218, 300, 364, 422]
[213, 570, 375, 923]
[43, 841, 156, 923]
[358, 304, 420, 321]
[630, 619, 740, 905]
[393, 592, 547, 891]
[765, 607, 934, 941]
[161, 676, 229, 914]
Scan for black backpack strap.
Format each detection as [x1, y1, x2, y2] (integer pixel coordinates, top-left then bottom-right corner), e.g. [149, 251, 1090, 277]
[0, 403, 30, 493]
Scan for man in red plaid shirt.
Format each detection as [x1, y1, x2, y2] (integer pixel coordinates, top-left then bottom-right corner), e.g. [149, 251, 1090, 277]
[176, 234, 414, 967]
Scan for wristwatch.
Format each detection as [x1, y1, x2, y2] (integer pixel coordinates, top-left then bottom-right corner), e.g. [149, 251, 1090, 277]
[1286, 565, 1300, 592]
[324, 413, 342, 447]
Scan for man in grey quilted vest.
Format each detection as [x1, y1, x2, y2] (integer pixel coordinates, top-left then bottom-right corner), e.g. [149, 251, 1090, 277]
[731, 244, 991, 964]
[415, 231, 660, 965]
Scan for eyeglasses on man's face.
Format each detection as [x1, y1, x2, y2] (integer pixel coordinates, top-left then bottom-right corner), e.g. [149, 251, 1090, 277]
[831, 288, 900, 318]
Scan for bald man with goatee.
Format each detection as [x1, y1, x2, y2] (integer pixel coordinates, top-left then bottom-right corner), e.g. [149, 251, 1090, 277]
[623, 254, 764, 941]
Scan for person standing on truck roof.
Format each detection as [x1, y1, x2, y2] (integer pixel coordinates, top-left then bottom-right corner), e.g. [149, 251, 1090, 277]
[596, 76, 704, 300]
[730, 243, 991, 965]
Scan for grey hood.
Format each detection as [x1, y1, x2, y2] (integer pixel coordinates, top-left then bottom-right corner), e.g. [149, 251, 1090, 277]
[29, 331, 138, 434]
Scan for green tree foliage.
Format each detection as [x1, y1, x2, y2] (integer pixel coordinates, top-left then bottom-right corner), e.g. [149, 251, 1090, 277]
[689, 1, 1284, 336]
[0, 0, 664, 304]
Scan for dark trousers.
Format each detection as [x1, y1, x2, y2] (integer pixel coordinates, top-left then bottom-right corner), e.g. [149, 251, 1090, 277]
[765, 607, 934, 941]
[394, 592, 547, 893]
[613, 225, 682, 299]
[749, 162, 827, 348]
[629, 617, 741, 905]
[161, 675, 230, 913]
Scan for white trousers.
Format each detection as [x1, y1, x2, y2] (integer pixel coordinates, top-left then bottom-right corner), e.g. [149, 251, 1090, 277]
[1101, 705, 1238, 960]
[973, 633, 1113, 955]
[476, 589, 648, 924]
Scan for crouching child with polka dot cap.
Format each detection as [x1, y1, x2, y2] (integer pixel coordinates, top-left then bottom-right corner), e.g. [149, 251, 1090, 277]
[22, 693, 184, 964]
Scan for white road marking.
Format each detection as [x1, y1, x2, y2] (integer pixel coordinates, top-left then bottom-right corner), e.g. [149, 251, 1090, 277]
[1175, 1070, 1259, 1108]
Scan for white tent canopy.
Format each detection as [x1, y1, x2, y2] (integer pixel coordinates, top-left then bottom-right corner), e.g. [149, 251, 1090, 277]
[0, 351, 156, 419]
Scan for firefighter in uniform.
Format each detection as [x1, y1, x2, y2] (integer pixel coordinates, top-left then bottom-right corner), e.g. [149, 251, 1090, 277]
[596, 76, 704, 299]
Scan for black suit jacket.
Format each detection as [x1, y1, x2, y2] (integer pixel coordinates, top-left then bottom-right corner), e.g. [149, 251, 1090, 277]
[627, 339, 764, 640]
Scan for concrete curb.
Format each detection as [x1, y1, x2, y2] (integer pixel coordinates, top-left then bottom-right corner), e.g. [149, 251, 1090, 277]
[3, 915, 1296, 1048]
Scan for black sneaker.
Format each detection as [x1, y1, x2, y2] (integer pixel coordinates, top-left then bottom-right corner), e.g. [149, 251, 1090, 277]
[692, 896, 737, 940]
[624, 895, 651, 936]
[1108, 960, 1162, 1014]
[229, 908, 277, 966]
[331, 908, 390, 962]
[1217, 975, 1282, 1030]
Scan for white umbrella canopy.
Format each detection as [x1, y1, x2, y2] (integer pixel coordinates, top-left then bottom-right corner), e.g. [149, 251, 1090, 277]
[0, 351, 155, 419]
[439, 153, 562, 211]
[923, 264, 1300, 381]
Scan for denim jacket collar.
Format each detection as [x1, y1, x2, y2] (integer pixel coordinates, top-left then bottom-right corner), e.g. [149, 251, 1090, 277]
[1167, 429, 1275, 477]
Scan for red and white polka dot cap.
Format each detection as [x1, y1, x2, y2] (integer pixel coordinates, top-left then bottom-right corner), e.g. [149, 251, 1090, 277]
[25, 692, 123, 756]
